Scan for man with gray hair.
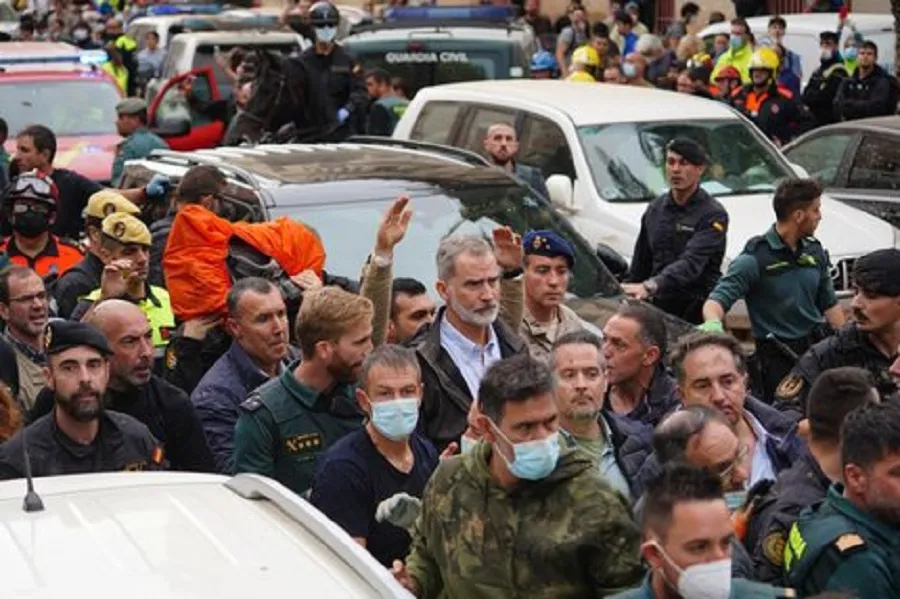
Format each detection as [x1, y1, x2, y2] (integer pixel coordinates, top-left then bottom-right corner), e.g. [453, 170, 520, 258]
[310, 344, 438, 567]
[409, 228, 526, 451]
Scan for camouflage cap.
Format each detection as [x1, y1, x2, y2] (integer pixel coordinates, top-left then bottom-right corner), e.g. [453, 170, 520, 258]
[101, 212, 151, 246]
[116, 97, 148, 115]
[83, 190, 140, 220]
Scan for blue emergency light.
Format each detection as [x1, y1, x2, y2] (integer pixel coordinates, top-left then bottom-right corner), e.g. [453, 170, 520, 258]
[146, 3, 221, 15]
[383, 5, 516, 22]
[0, 49, 108, 67]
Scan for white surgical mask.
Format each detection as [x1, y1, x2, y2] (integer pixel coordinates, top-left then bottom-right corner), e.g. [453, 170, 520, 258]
[653, 542, 732, 599]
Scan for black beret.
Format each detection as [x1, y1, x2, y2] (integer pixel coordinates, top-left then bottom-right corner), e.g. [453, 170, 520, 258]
[666, 137, 708, 166]
[853, 249, 900, 297]
[44, 320, 112, 357]
[523, 229, 575, 268]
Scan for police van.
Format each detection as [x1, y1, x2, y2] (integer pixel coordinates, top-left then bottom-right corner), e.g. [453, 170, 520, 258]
[342, 5, 537, 96]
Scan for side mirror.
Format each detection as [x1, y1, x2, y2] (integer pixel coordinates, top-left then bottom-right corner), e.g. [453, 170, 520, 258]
[545, 174, 576, 212]
[790, 162, 810, 178]
[152, 117, 191, 137]
[596, 242, 629, 281]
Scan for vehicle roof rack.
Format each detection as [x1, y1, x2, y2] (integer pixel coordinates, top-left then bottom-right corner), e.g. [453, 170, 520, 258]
[347, 136, 491, 168]
[147, 149, 261, 189]
[349, 19, 525, 35]
[226, 474, 405, 598]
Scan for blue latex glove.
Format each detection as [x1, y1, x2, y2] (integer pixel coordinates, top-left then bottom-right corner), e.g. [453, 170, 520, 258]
[144, 174, 172, 199]
[337, 107, 350, 123]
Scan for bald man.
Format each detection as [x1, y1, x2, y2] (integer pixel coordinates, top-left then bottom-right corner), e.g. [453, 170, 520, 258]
[29, 300, 215, 472]
[482, 123, 550, 199]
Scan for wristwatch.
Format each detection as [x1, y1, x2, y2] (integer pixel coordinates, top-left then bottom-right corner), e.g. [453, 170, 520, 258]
[371, 251, 393, 268]
[502, 267, 523, 280]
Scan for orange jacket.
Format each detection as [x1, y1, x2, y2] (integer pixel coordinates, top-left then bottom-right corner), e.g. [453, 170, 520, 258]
[163, 205, 326, 321]
[0, 235, 84, 279]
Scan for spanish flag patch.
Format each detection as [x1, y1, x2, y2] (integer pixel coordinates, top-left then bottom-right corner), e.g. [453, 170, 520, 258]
[712, 221, 726, 232]
[152, 446, 165, 465]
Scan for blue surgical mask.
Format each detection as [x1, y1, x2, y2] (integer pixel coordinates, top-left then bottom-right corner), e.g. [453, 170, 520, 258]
[842, 47, 858, 62]
[315, 26, 337, 43]
[370, 397, 419, 441]
[724, 491, 747, 512]
[460, 435, 478, 454]
[729, 34, 743, 50]
[494, 424, 560, 481]
[622, 61, 637, 79]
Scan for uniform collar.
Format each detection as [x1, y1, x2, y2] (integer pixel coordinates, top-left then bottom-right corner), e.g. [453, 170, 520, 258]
[664, 185, 704, 209]
[279, 362, 354, 412]
[6, 234, 59, 259]
[827, 483, 900, 546]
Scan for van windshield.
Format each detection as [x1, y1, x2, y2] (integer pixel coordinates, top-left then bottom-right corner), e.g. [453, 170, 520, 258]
[577, 119, 792, 203]
[354, 48, 507, 95]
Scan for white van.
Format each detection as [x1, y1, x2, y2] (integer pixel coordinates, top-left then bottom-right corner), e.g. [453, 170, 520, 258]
[0, 472, 412, 599]
[393, 80, 900, 300]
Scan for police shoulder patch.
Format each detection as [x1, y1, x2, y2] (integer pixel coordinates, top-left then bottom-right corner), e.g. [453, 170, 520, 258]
[776, 373, 804, 400]
[764, 531, 787, 566]
[834, 533, 866, 554]
[240, 395, 263, 412]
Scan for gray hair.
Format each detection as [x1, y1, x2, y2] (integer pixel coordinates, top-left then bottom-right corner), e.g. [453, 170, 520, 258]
[653, 406, 729, 465]
[435, 235, 494, 281]
[360, 344, 421, 388]
[637, 33, 664, 56]
[226, 277, 279, 316]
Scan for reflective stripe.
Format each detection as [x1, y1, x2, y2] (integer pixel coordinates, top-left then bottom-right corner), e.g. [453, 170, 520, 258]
[85, 286, 174, 348]
[784, 522, 807, 572]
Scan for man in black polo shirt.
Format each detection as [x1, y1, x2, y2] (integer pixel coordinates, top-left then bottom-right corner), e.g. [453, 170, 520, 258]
[310, 344, 438, 567]
[11, 124, 169, 240]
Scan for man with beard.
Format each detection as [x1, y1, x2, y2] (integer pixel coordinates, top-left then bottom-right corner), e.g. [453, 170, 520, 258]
[0, 320, 165, 479]
[0, 170, 83, 279]
[785, 402, 900, 596]
[776, 249, 900, 413]
[622, 138, 728, 324]
[409, 233, 526, 451]
[234, 286, 373, 495]
[482, 123, 550, 199]
[552, 330, 652, 502]
[0, 267, 50, 413]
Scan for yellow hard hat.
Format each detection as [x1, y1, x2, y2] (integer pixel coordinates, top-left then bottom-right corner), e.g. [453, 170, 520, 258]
[566, 70, 597, 83]
[749, 47, 779, 71]
[571, 45, 600, 67]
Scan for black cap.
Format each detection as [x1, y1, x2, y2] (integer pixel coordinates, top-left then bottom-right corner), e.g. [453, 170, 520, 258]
[666, 137, 707, 166]
[853, 249, 900, 297]
[44, 320, 112, 357]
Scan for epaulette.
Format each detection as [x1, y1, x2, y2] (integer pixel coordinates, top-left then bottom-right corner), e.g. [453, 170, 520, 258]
[240, 394, 263, 412]
[833, 533, 866, 555]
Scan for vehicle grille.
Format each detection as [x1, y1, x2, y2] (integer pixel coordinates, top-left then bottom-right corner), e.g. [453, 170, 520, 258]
[830, 257, 856, 293]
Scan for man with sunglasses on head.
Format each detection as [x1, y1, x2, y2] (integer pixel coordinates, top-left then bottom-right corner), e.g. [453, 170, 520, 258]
[622, 138, 728, 324]
[0, 170, 84, 280]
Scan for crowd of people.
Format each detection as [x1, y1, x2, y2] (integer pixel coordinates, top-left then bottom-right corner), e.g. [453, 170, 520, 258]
[0, 114, 898, 598]
[2, 0, 900, 597]
[528, 4, 898, 146]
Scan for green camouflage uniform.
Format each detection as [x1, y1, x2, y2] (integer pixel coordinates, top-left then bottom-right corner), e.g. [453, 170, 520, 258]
[406, 439, 643, 598]
[111, 127, 167, 185]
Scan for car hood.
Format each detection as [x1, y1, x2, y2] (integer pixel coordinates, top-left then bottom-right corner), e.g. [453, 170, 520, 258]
[53, 134, 122, 183]
[609, 192, 896, 261]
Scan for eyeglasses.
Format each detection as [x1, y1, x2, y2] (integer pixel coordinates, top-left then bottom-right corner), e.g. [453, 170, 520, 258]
[715, 443, 749, 481]
[8, 291, 47, 304]
[11, 202, 52, 215]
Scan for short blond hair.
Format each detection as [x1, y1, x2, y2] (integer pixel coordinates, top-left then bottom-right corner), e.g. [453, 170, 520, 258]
[295, 286, 373, 358]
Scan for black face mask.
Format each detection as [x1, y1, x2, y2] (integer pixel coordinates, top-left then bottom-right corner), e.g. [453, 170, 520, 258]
[12, 209, 51, 238]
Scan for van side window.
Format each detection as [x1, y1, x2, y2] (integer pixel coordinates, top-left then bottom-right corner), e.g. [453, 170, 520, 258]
[409, 102, 464, 145]
[459, 106, 517, 155]
[518, 114, 576, 181]
[847, 135, 900, 191]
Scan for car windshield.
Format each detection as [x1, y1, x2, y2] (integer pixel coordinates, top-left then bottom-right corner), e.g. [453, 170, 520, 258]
[269, 178, 619, 298]
[354, 49, 505, 96]
[577, 119, 792, 203]
[0, 79, 119, 136]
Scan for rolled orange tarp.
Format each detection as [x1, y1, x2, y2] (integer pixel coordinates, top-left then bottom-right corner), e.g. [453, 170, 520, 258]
[163, 204, 326, 321]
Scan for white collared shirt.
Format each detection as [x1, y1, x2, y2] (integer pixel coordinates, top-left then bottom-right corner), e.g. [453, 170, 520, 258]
[744, 410, 776, 486]
[439, 314, 501, 398]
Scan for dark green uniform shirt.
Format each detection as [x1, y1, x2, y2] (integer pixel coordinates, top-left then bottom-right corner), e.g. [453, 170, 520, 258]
[111, 127, 168, 185]
[233, 364, 364, 496]
[610, 573, 794, 598]
[785, 484, 900, 597]
[708, 225, 837, 340]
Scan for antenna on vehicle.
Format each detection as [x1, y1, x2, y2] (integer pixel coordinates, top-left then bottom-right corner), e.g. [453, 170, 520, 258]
[21, 426, 45, 513]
